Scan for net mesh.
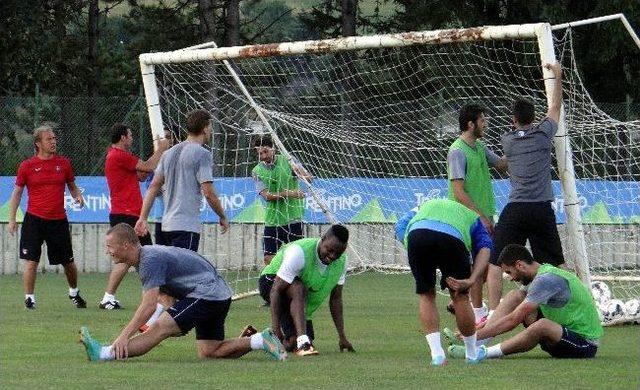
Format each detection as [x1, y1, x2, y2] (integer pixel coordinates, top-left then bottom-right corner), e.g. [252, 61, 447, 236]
[145, 29, 639, 319]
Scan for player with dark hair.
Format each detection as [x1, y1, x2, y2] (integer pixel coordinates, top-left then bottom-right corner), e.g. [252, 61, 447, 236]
[395, 198, 492, 366]
[79, 223, 286, 362]
[99, 123, 169, 310]
[448, 244, 603, 360]
[252, 134, 312, 265]
[258, 224, 355, 356]
[488, 63, 566, 314]
[7, 124, 87, 309]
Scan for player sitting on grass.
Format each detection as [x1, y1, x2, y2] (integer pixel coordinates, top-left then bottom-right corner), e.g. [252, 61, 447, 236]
[258, 224, 355, 356]
[447, 244, 603, 360]
[395, 198, 492, 366]
[79, 223, 286, 362]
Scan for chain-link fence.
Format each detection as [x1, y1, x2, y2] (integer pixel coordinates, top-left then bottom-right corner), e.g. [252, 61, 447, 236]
[0, 94, 638, 176]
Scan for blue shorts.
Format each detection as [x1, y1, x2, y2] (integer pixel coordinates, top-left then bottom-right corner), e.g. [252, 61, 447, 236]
[540, 326, 598, 358]
[164, 230, 200, 252]
[167, 297, 231, 340]
[263, 222, 303, 256]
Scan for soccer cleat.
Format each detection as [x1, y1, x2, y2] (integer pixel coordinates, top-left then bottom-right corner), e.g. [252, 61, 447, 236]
[466, 345, 488, 364]
[475, 315, 488, 329]
[442, 327, 463, 346]
[79, 326, 102, 362]
[69, 292, 87, 308]
[261, 329, 287, 361]
[430, 355, 447, 366]
[239, 325, 258, 338]
[25, 297, 36, 310]
[138, 324, 149, 334]
[99, 300, 122, 310]
[447, 345, 466, 359]
[295, 342, 319, 357]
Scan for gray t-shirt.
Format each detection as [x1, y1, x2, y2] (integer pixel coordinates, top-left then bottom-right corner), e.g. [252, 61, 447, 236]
[447, 146, 501, 180]
[501, 117, 557, 202]
[524, 272, 570, 308]
[138, 245, 233, 301]
[156, 141, 214, 233]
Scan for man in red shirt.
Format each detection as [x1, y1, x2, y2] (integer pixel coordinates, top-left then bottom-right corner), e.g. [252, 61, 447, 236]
[7, 124, 86, 309]
[99, 123, 168, 310]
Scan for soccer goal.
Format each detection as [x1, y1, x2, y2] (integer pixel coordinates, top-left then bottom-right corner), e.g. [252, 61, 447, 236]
[139, 21, 639, 311]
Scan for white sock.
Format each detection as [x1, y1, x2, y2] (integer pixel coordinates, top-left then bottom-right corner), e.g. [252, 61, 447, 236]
[250, 333, 264, 350]
[69, 287, 79, 297]
[25, 294, 35, 302]
[296, 335, 311, 349]
[145, 303, 164, 326]
[486, 344, 504, 358]
[101, 293, 116, 303]
[476, 337, 493, 347]
[425, 332, 445, 360]
[100, 346, 115, 360]
[473, 306, 488, 322]
[463, 334, 478, 359]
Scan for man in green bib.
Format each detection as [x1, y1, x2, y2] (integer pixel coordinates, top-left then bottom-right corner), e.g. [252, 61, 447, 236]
[252, 135, 312, 266]
[448, 244, 603, 360]
[258, 224, 355, 356]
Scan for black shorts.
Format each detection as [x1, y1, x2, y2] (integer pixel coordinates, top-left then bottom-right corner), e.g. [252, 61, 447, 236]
[540, 326, 598, 358]
[164, 230, 200, 251]
[154, 223, 169, 246]
[258, 274, 315, 341]
[407, 229, 471, 293]
[491, 202, 564, 266]
[166, 297, 231, 340]
[19, 212, 74, 265]
[109, 214, 152, 246]
[263, 222, 304, 256]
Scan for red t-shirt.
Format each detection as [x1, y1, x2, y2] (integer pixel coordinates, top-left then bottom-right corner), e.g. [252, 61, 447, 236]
[105, 146, 142, 217]
[15, 155, 74, 220]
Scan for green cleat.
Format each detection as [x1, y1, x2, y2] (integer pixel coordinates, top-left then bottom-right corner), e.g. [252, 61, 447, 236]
[447, 344, 466, 359]
[79, 326, 102, 362]
[442, 327, 463, 346]
[261, 328, 287, 361]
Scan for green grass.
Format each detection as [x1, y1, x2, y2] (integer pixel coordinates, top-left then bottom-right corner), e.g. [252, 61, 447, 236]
[1, 272, 638, 389]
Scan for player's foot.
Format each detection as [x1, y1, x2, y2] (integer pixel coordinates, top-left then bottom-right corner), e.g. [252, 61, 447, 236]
[261, 328, 287, 361]
[239, 325, 258, 338]
[442, 327, 462, 346]
[99, 300, 122, 310]
[25, 297, 35, 310]
[295, 342, 319, 357]
[446, 345, 465, 359]
[79, 326, 102, 362]
[138, 324, 149, 333]
[466, 345, 487, 364]
[430, 355, 447, 366]
[69, 292, 87, 308]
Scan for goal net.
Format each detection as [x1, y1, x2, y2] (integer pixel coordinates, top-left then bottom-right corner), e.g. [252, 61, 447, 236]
[140, 24, 639, 320]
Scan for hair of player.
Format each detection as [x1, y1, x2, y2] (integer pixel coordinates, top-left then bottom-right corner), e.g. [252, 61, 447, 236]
[325, 224, 349, 244]
[497, 244, 535, 266]
[458, 103, 486, 132]
[33, 123, 55, 152]
[110, 123, 131, 144]
[186, 109, 212, 135]
[106, 222, 140, 245]
[254, 134, 274, 148]
[513, 98, 535, 125]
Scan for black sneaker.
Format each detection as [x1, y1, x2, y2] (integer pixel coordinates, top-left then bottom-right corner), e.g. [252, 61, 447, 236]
[25, 297, 36, 310]
[70, 292, 87, 308]
[99, 300, 122, 310]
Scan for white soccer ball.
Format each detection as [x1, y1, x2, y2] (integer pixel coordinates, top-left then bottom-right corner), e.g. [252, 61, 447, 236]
[590, 281, 611, 304]
[624, 299, 640, 318]
[602, 299, 625, 322]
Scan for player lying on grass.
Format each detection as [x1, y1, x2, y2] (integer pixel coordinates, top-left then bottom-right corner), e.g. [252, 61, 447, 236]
[258, 224, 355, 356]
[79, 223, 286, 361]
[446, 244, 603, 360]
[395, 198, 491, 366]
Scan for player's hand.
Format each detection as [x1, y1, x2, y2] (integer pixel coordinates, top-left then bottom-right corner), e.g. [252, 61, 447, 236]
[73, 193, 85, 208]
[445, 276, 473, 293]
[544, 62, 562, 77]
[8, 221, 17, 236]
[339, 337, 355, 353]
[219, 216, 229, 234]
[156, 138, 170, 151]
[134, 219, 149, 236]
[479, 215, 494, 235]
[112, 334, 129, 360]
[291, 189, 305, 199]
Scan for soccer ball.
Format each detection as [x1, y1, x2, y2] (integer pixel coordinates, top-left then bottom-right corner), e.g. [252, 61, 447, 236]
[602, 299, 625, 322]
[624, 299, 640, 318]
[590, 281, 611, 304]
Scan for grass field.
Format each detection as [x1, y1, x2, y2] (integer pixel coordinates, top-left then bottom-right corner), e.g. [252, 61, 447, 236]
[1, 272, 638, 389]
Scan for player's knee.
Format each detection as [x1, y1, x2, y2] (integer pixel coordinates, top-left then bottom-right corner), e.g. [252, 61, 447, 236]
[526, 318, 553, 335]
